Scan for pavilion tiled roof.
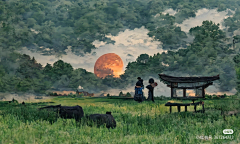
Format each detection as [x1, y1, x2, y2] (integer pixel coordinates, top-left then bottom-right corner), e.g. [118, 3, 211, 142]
[158, 74, 220, 83]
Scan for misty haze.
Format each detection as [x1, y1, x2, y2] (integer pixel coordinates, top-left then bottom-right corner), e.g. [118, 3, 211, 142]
[13, 8, 237, 97]
[1, 0, 240, 143]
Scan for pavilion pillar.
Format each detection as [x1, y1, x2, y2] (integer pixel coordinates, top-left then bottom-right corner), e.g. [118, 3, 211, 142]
[183, 88, 186, 97]
[202, 86, 205, 98]
[171, 83, 173, 98]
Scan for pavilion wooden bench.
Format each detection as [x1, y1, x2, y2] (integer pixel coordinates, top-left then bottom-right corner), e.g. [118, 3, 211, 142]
[165, 101, 204, 113]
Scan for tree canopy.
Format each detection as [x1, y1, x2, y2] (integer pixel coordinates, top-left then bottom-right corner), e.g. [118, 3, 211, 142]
[1, 0, 240, 94]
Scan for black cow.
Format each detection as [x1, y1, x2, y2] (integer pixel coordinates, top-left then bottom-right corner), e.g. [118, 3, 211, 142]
[59, 105, 84, 122]
[86, 112, 116, 129]
[39, 105, 84, 122]
[39, 104, 61, 112]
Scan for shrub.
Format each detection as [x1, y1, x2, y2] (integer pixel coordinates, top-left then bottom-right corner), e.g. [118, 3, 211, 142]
[126, 92, 131, 97]
[119, 91, 123, 97]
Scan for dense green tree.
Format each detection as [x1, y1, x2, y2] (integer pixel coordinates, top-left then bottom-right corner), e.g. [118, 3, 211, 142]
[126, 92, 131, 97]
[148, 14, 187, 49]
[52, 60, 73, 79]
[233, 54, 240, 92]
[43, 63, 53, 74]
[119, 91, 123, 97]
[233, 54, 240, 67]
[136, 54, 149, 63]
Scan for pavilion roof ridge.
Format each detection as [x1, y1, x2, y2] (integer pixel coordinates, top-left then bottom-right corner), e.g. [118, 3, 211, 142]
[158, 74, 220, 83]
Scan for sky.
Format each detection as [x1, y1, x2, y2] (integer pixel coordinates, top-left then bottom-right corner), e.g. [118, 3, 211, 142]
[18, 8, 237, 96]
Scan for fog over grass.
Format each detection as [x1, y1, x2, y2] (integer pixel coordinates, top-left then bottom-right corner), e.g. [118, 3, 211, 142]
[0, 93, 51, 103]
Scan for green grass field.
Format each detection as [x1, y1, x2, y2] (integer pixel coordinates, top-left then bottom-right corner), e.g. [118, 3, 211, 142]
[0, 96, 239, 144]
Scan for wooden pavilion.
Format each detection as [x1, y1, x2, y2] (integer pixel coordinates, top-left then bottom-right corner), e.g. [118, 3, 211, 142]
[158, 74, 220, 98]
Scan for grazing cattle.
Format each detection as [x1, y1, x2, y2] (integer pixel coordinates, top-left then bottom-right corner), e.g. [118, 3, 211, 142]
[59, 105, 84, 122]
[39, 105, 84, 122]
[86, 112, 116, 129]
[39, 105, 61, 112]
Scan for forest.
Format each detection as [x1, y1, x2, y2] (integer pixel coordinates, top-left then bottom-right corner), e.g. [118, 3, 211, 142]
[1, 0, 240, 94]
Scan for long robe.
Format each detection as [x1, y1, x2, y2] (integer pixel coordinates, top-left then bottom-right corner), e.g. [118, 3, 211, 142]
[138, 79, 144, 88]
[134, 86, 144, 102]
[146, 84, 154, 102]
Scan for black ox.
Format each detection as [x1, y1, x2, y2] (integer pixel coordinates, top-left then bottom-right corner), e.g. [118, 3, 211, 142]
[86, 112, 116, 129]
[39, 104, 84, 122]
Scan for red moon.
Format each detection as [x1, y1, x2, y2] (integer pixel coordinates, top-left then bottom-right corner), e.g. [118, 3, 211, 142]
[94, 53, 124, 78]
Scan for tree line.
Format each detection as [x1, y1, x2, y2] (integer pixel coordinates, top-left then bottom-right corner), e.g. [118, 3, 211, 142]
[1, 0, 240, 94]
[0, 20, 239, 94]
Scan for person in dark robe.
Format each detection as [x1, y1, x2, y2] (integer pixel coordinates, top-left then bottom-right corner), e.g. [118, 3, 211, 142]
[137, 77, 145, 99]
[137, 77, 144, 88]
[146, 78, 157, 102]
[134, 81, 144, 103]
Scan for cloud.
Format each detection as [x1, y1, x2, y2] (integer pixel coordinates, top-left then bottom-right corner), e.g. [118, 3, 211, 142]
[177, 8, 235, 33]
[162, 8, 177, 16]
[155, 8, 177, 17]
[205, 83, 237, 95]
[234, 29, 240, 36]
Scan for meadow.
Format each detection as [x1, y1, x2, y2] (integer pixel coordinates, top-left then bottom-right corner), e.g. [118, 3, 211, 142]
[0, 95, 239, 144]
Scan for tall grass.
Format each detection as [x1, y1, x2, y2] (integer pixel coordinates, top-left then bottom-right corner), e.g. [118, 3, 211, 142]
[0, 97, 239, 143]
